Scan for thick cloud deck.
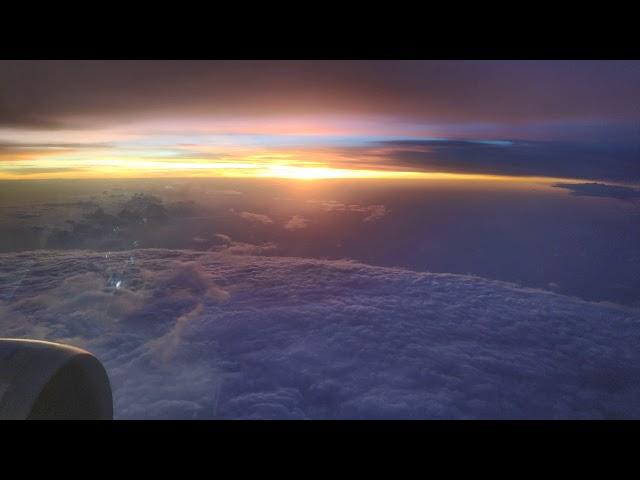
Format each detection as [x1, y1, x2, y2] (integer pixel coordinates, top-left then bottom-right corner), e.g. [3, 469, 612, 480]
[1, 249, 639, 419]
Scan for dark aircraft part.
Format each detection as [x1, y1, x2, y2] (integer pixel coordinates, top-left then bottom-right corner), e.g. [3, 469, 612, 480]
[0, 339, 113, 420]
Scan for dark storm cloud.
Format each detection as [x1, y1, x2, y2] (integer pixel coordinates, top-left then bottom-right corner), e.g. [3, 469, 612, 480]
[372, 139, 640, 182]
[554, 182, 640, 201]
[2, 61, 640, 129]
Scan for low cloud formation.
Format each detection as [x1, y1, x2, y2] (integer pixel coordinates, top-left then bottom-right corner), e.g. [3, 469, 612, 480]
[284, 215, 309, 231]
[44, 193, 171, 251]
[554, 182, 640, 201]
[0, 190, 244, 254]
[308, 200, 389, 223]
[361, 205, 388, 222]
[238, 211, 274, 225]
[207, 233, 278, 256]
[1, 248, 639, 419]
[220, 241, 278, 256]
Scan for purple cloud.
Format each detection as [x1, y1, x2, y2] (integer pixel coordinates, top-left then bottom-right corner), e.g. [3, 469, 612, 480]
[1, 248, 639, 419]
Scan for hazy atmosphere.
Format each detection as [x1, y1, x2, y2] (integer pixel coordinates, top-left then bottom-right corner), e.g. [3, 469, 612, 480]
[1, 61, 639, 419]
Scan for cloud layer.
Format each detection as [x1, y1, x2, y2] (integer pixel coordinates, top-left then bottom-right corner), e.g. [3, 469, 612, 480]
[554, 182, 640, 201]
[1, 248, 639, 419]
[368, 140, 640, 183]
[2, 61, 640, 129]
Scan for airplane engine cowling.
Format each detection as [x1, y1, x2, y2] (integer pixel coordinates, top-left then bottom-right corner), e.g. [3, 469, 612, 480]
[0, 339, 113, 420]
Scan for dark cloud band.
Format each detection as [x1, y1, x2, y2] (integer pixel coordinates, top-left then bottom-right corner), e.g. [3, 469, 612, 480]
[2, 61, 640, 129]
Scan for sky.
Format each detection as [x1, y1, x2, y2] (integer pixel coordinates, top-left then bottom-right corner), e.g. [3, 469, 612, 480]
[1, 60, 639, 182]
[1, 61, 640, 419]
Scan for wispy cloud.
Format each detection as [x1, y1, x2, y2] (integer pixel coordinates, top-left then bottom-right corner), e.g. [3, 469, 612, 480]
[238, 211, 274, 225]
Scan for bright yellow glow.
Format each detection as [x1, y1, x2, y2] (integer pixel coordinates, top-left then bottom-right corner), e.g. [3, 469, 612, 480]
[0, 142, 586, 187]
[1, 120, 635, 189]
[0, 158, 579, 189]
[259, 165, 423, 180]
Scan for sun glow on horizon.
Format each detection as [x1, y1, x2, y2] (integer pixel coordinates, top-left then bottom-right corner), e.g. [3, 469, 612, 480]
[0, 155, 583, 188]
[0, 130, 607, 187]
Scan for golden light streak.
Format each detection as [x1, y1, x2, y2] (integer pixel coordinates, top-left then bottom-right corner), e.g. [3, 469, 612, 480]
[0, 148, 587, 187]
[0, 160, 581, 189]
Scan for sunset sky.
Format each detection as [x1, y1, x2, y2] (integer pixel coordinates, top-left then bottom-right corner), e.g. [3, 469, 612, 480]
[1, 60, 639, 182]
[2, 60, 640, 420]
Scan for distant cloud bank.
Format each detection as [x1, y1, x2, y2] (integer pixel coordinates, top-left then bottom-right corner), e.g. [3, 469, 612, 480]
[369, 140, 640, 183]
[308, 200, 389, 223]
[554, 182, 640, 201]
